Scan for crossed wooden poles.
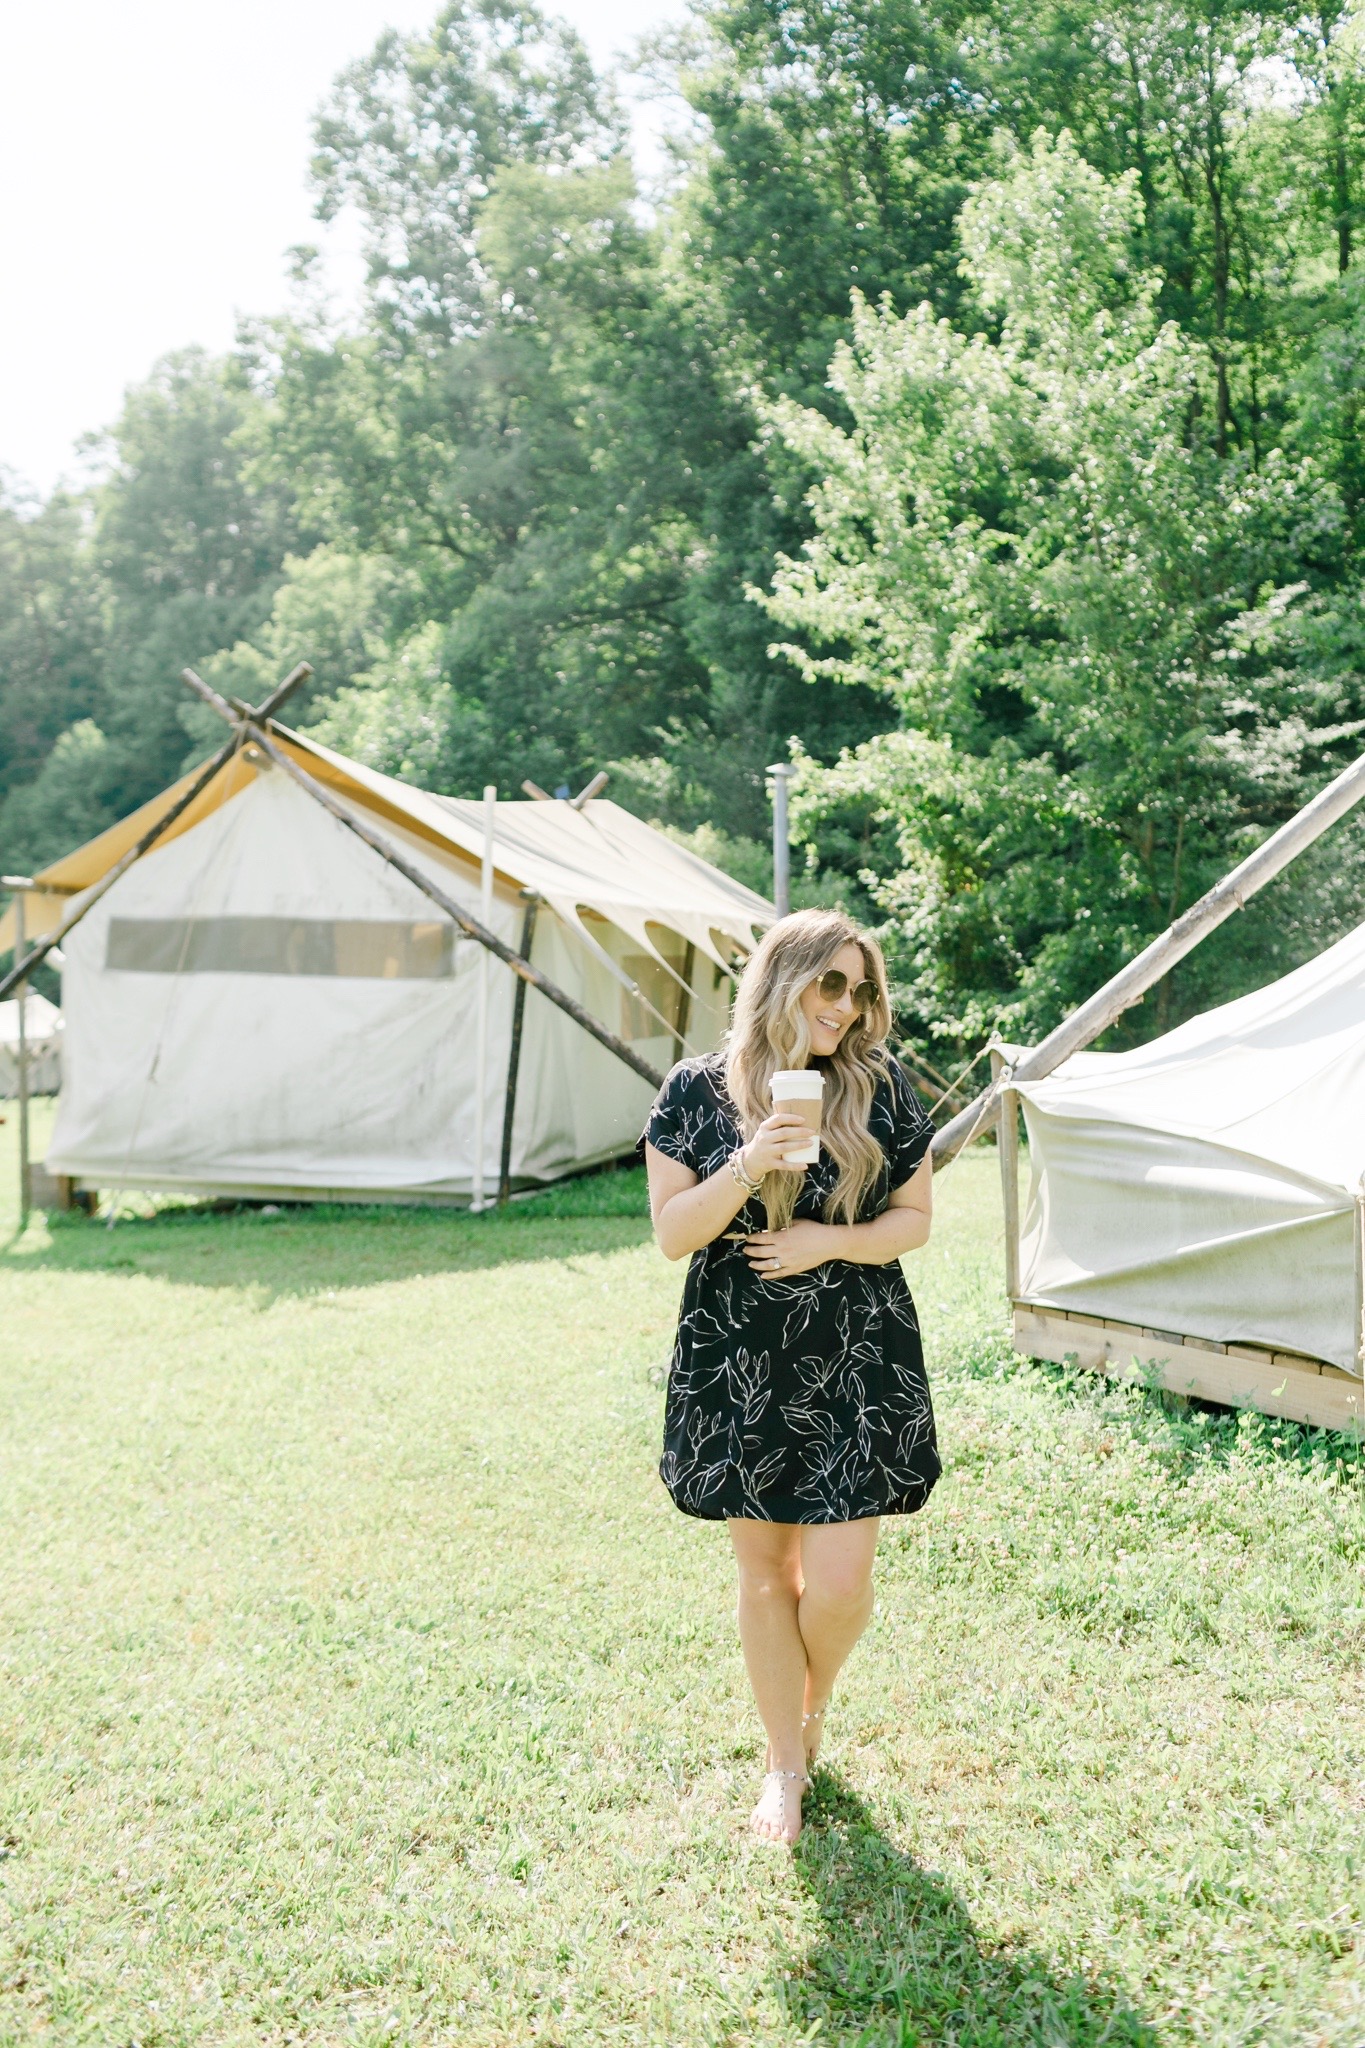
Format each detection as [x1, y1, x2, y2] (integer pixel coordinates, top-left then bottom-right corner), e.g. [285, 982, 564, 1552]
[181, 665, 666, 1091]
[0, 664, 668, 1215]
[930, 741, 1365, 1166]
[8, 662, 1365, 1204]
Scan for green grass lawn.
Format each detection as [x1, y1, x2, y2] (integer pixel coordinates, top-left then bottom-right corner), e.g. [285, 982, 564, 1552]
[3, 1104, 1365, 2047]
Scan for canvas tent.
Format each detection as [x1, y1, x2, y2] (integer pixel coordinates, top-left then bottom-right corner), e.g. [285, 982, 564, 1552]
[0, 724, 772, 1202]
[0, 990, 61, 1097]
[1001, 924, 1365, 1427]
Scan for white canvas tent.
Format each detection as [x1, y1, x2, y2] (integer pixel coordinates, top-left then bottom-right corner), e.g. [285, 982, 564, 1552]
[1004, 923, 1365, 1426]
[0, 724, 772, 1203]
[0, 990, 61, 1097]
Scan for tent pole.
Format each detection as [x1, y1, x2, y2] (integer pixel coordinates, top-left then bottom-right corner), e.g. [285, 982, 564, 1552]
[990, 1045, 1019, 1303]
[0, 733, 244, 1007]
[933, 744, 1365, 1168]
[472, 784, 495, 1213]
[1355, 1185, 1365, 1377]
[672, 941, 696, 1064]
[570, 771, 609, 810]
[3, 881, 33, 1233]
[234, 717, 666, 1089]
[16, 889, 27, 1235]
[499, 894, 540, 1204]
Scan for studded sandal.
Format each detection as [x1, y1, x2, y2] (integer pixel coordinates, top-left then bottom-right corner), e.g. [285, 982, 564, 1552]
[750, 1766, 809, 1845]
[802, 1700, 831, 1765]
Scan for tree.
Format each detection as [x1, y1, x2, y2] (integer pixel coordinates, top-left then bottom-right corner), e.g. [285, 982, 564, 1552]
[0, 351, 298, 880]
[0, 484, 103, 817]
[762, 132, 1348, 1048]
[312, 0, 614, 344]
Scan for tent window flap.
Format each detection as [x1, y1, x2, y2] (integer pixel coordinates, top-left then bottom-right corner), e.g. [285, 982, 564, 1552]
[106, 917, 455, 979]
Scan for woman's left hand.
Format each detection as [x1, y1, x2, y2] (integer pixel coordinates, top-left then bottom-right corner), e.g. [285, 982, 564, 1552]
[742, 1221, 833, 1280]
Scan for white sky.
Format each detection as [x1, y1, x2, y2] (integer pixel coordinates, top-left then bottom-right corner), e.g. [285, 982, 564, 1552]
[0, 0, 685, 500]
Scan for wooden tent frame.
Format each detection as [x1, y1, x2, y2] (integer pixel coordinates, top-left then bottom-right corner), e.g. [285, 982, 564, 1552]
[0, 663, 697, 1217]
[932, 743, 1365, 1166]
[917, 740, 1365, 1429]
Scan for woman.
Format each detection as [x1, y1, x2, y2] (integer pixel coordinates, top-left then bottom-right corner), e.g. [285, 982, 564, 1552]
[643, 908, 938, 1846]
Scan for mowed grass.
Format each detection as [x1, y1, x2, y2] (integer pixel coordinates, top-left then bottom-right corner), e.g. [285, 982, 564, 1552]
[3, 1104, 1365, 2047]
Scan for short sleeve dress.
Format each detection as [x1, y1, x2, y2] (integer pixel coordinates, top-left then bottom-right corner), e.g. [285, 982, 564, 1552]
[644, 1052, 940, 1524]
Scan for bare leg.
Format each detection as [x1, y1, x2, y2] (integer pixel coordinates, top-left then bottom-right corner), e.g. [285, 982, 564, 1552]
[728, 1519, 807, 1843]
[798, 1518, 881, 1761]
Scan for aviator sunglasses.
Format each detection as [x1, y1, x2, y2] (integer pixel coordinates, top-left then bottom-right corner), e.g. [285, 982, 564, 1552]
[813, 967, 880, 1011]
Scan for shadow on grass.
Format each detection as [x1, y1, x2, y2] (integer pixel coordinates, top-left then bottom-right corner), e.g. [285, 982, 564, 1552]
[783, 1775, 1159, 2048]
[0, 1170, 656, 1300]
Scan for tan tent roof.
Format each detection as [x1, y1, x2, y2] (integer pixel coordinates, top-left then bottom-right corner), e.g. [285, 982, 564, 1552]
[1, 729, 773, 976]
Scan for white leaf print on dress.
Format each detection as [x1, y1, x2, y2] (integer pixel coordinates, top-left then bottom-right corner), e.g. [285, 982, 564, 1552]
[646, 1051, 940, 1523]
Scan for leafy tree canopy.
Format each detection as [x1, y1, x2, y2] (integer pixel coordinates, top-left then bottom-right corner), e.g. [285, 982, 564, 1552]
[9, 0, 1365, 1064]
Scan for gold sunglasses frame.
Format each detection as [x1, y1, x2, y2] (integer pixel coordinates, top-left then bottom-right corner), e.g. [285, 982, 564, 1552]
[814, 968, 880, 1011]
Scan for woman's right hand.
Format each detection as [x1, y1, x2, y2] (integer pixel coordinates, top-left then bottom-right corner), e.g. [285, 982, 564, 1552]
[740, 1110, 817, 1178]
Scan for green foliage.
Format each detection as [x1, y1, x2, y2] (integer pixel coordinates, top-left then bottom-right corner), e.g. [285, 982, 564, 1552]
[0, 351, 297, 884]
[0, 488, 103, 811]
[312, 0, 615, 341]
[13, 0, 1365, 1049]
[675, 0, 992, 399]
[767, 132, 1362, 1045]
[201, 546, 406, 730]
[0, 720, 122, 874]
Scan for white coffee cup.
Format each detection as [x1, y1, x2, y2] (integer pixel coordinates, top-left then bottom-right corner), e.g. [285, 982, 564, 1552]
[771, 1069, 824, 1166]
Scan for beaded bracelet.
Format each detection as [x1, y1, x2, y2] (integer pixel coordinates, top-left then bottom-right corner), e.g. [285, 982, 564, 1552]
[729, 1147, 762, 1196]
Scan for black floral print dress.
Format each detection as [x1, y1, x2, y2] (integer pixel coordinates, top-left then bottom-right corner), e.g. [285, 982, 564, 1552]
[644, 1052, 940, 1524]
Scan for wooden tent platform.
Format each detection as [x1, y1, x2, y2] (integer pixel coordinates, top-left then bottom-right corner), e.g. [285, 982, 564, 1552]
[992, 1047, 1365, 1434]
[1013, 1302, 1363, 1432]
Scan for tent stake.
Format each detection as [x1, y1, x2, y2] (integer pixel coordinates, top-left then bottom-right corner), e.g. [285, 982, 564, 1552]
[235, 717, 666, 1088]
[933, 743, 1365, 1167]
[0, 732, 244, 1006]
[499, 894, 540, 1203]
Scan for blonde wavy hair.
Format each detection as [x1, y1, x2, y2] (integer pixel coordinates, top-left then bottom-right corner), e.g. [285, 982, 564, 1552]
[725, 908, 893, 1231]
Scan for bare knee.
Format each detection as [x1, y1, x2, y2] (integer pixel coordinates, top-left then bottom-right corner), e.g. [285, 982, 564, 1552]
[731, 1523, 802, 1607]
[737, 1561, 802, 1606]
[803, 1562, 874, 1616]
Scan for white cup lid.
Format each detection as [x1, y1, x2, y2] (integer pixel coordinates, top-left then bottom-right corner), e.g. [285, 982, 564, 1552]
[771, 1069, 824, 1097]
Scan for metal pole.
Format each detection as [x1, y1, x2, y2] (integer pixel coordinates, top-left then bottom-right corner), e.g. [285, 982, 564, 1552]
[671, 940, 696, 1065]
[472, 784, 496, 1213]
[4, 880, 33, 1233]
[767, 764, 792, 918]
